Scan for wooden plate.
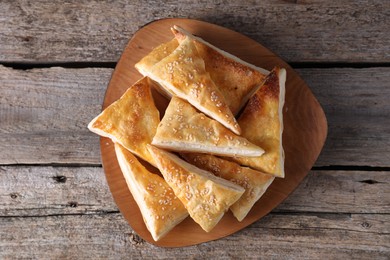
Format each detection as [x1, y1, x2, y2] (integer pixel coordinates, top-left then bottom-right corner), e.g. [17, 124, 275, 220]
[99, 18, 328, 247]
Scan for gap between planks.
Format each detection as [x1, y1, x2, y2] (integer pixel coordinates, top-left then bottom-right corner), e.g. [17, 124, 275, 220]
[2, 62, 390, 70]
[1, 210, 388, 219]
[2, 164, 390, 172]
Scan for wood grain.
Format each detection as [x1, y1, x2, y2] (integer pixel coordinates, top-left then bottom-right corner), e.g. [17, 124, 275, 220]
[1, 65, 389, 166]
[299, 68, 390, 167]
[0, 167, 388, 217]
[0, 166, 117, 216]
[0, 213, 388, 259]
[0, 0, 388, 63]
[0, 0, 388, 257]
[0, 66, 110, 164]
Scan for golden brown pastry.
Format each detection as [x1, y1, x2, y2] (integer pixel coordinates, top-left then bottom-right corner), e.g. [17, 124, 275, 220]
[171, 25, 269, 115]
[136, 36, 241, 135]
[135, 39, 179, 77]
[181, 153, 274, 221]
[135, 39, 179, 98]
[152, 97, 264, 157]
[115, 143, 188, 241]
[232, 67, 286, 178]
[147, 145, 245, 232]
[88, 77, 160, 166]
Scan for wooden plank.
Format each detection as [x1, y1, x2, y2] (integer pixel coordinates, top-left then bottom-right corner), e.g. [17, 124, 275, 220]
[0, 166, 117, 216]
[278, 170, 390, 214]
[1, 66, 389, 166]
[0, 1, 389, 63]
[0, 66, 110, 164]
[1, 167, 388, 216]
[297, 68, 390, 166]
[0, 212, 388, 259]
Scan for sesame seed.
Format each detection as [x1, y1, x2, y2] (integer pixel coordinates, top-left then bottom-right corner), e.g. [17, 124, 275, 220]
[210, 91, 218, 102]
[200, 187, 210, 196]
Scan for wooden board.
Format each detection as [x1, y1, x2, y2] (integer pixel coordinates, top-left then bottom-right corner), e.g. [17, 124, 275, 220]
[97, 18, 327, 247]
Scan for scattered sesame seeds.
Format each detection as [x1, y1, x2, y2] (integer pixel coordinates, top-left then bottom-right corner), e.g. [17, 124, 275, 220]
[185, 192, 193, 200]
[146, 183, 155, 191]
[209, 195, 216, 205]
[200, 187, 210, 196]
[210, 91, 218, 102]
[224, 134, 233, 141]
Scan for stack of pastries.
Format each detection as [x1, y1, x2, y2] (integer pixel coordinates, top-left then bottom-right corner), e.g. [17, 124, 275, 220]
[88, 25, 286, 241]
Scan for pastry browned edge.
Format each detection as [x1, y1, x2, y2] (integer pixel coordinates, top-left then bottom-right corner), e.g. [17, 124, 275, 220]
[115, 143, 188, 241]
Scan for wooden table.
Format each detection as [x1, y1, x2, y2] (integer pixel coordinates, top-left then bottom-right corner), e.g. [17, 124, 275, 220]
[1, 1, 389, 258]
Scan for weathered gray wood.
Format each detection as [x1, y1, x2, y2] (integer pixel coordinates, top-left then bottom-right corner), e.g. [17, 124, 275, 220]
[0, 166, 117, 216]
[1, 166, 388, 216]
[0, 66, 110, 164]
[0, 212, 388, 259]
[0, 0, 388, 63]
[296, 68, 390, 167]
[1, 66, 389, 166]
[278, 170, 390, 214]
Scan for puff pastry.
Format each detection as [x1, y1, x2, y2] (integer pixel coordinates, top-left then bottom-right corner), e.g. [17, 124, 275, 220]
[88, 77, 160, 166]
[115, 143, 188, 241]
[171, 25, 269, 115]
[136, 36, 241, 135]
[135, 39, 179, 98]
[147, 145, 245, 232]
[233, 67, 286, 177]
[181, 153, 274, 221]
[152, 97, 264, 157]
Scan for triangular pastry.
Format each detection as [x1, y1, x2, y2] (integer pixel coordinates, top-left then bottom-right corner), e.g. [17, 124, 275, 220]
[88, 77, 160, 166]
[147, 145, 245, 232]
[135, 39, 179, 98]
[181, 153, 275, 221]
[152, 97, 264, 157]
[136, 36, 241, 135]
[171, 25, 269, 115]
[115, 144, 188, 241]
[135, 39, 179, 77]
[233, 67, 286, 178]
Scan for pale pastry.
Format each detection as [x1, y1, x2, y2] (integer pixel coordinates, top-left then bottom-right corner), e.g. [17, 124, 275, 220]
[147, 145, 245, 232]
[136, 36, 241, 134]
[152, 97, 264, 157]
[88, 77, 160, 166]
[135, 39, 179, 98]
[233, 67, 286, 177]
[171, 25, 269, 115]
[115, 143, 188, 241]
[181, 153, 274, 221]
